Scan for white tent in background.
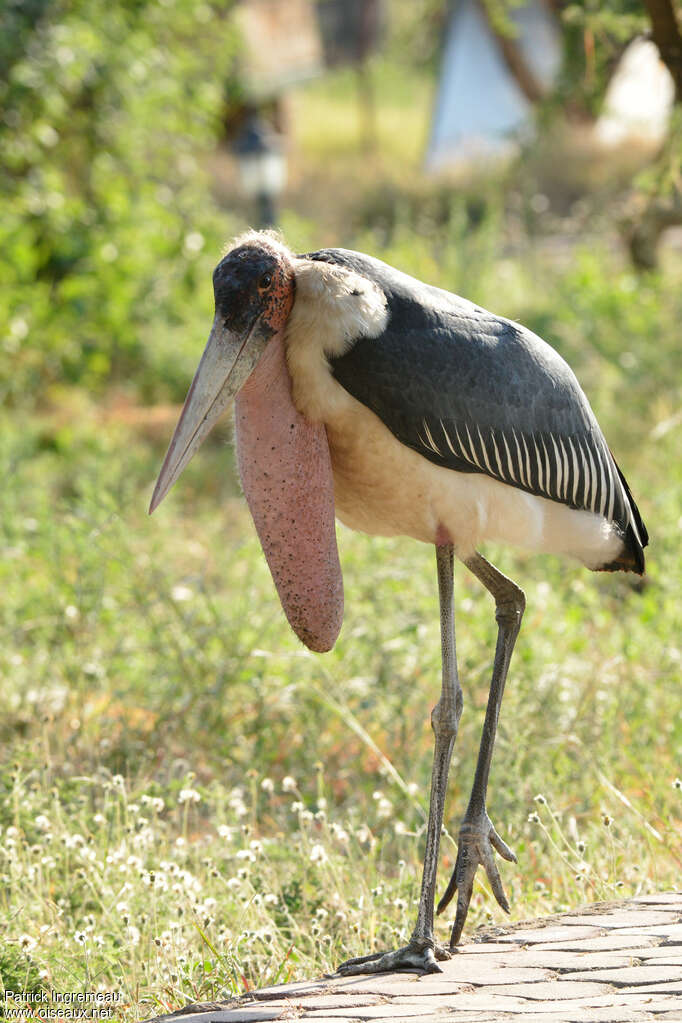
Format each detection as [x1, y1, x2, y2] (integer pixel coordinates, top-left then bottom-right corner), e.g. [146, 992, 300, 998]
[594, 37, 675, 151]
[425, 0, 562, 174]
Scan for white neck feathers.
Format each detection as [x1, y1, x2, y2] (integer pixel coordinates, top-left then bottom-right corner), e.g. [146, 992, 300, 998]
[289, 257, 388, 356]
[284, 257, 388, 423]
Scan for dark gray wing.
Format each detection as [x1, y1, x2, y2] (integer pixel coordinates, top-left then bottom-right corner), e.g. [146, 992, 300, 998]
[304, 248, 647, 566]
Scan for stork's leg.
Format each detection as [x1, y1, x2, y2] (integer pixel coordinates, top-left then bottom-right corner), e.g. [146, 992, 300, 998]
[336, 544, 463, 976]
[437, 552, 524, 947]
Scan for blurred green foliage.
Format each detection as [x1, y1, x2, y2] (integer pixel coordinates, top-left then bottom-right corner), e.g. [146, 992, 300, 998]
[0, 0, 240, 407]
[1, 0, 674, 412]
[555, 0, 647, 114]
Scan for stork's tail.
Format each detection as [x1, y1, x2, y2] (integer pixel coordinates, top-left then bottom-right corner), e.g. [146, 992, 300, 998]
[598, 459, 648, 575]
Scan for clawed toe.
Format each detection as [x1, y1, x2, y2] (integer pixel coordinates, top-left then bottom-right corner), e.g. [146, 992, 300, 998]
[437, 811, 516, 947]
[335, 940, 451, 976]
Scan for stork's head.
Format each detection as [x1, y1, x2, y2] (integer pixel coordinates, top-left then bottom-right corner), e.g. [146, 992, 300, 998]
[149, 230, 344, 653]
[149, 232, 295, 512]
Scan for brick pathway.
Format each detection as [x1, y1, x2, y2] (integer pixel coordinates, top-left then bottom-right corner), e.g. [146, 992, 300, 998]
[149, 893, 682, 1022]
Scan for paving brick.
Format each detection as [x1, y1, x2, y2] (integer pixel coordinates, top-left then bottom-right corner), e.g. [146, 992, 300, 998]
[378, 1014, 453, 1023]
[534, 934, 662, 952]
[525, 1012, 655, 1022]
[404, 1015, 504, 1022]
[562, 991, 679, 1009]
[324, 979, 470, 998]
[286, 994, 386, 1009]
[485, 1010, 655, 1022]
[616, 945, 678, 960]
[493, 949, 637, 971]
[560, 911, 678, 929]
[406, 992, 535, 1012]
[618, 924, 682, 940]
[382, 1017, 454, 1023]
[157, 1010, 284, 1023]
[630, 893, 682, 907]
[563, 964, 682, 987]
[494, 925, 605, 944]
[620, 980, 682, 994]
[456, 945, 650, 969]
[482, 979, 616, 1000]
[438, 961, 551, 986]
[310, 1005, 450, 1018]
[457, 941, 522, 955]
[382, 1014, 456, 1023]
[253, 980, 325, 997]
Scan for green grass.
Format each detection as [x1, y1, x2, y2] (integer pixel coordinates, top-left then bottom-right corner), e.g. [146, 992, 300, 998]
[1, 229, 681, 1019]
[291, 59, 432, 166]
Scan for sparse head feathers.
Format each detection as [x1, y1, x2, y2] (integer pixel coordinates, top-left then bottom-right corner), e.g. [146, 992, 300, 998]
[224, 228, 291, 260]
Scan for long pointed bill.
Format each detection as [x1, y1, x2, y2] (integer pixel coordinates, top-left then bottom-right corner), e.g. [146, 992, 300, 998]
[149, 314, 269, 513]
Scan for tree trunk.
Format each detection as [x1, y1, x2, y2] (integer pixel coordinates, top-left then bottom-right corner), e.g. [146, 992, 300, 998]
[642, 0, 682, 99]
[627, 0, 682, 268]
[627, 193, 682, 270]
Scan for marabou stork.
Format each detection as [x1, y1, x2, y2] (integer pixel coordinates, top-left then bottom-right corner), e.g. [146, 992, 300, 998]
[150, 230, 647, 976]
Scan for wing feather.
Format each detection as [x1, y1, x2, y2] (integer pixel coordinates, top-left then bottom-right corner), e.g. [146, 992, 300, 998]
[305, 247, 646, 567]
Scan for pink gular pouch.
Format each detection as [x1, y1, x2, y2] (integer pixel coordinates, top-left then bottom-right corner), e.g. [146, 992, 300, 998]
[149, 239, 343, 654]
[235, 332, 343, 653]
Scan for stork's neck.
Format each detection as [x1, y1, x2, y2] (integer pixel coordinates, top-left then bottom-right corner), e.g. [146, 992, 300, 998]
[239, 328, 292, 401]
[283, 256, 389, 424]
[234, 331, 343, 653]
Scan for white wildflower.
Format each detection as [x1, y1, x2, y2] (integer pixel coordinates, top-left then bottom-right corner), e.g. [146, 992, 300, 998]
[228, 788, 248, 817]
[376, 797, 393, 819]
[309, 843, 327, 864]
[178, 787, 201, 804]
[183, 232, 204, 255]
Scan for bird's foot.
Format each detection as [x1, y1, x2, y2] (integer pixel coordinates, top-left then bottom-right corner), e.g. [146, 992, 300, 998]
[334, 938, 452, 976]
[437, 808, 516, 947]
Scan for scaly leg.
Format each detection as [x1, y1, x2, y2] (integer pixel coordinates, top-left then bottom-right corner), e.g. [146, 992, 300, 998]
[336, 544, 463, 975]
[437, 552, 524, 947]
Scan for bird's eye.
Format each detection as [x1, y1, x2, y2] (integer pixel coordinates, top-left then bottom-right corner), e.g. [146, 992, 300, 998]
[259, 272, 272, 289]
